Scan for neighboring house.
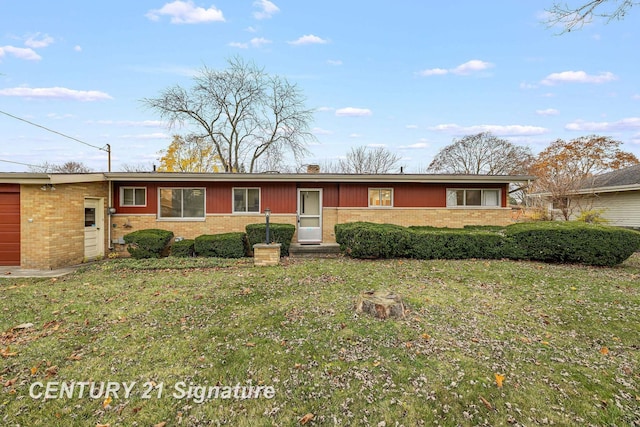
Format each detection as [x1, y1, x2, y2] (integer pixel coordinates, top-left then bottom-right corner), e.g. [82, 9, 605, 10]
[0, 169, 534, 269]
[566, 164, 640, 228]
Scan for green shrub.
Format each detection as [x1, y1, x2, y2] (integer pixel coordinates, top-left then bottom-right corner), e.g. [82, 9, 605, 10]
[409, 228, 505, 260]
[245, 223, 295, 256]
[335, 222, 411, 259]
[504, 222, 640, 267]
[123, 229, 174, 259]
[194, 233, 247, 258]
[171, 239, 195, 257]
[336, 221, 640, 266]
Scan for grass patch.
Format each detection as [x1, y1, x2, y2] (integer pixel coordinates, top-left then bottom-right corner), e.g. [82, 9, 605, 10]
[1, 255, 639, 426]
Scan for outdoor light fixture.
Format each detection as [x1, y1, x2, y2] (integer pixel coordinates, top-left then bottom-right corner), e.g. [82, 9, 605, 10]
[265, 208, 271, 244]
[40, 184, 56, 191]
[108, 207, 117, 215]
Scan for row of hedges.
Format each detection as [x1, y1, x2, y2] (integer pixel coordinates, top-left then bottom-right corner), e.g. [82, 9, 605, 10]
[335, 221, 640, 266]
[123, 223, 295, 259]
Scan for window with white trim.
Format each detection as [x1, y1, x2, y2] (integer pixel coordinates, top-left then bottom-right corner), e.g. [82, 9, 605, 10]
[120, 187, 146, 207]
[446, 189, 500, 207]
[368, 188, 393, 207]
[158, 188, 205, 219]
[233, 188, 260, 213]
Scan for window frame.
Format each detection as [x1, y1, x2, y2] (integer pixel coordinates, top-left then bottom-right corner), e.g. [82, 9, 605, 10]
[232, 187, 261, 214]
[446, 188, 502, 208]
[119, 186, 147, 207]
[157, 187, 206, 220]
[368, 187, 394, 208]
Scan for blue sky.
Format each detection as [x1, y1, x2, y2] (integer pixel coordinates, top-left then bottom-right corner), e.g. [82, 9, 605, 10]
[1, 1, 639, 173]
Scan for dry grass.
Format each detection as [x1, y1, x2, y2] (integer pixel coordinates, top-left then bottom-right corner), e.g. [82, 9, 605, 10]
[1, 254, 639, 426]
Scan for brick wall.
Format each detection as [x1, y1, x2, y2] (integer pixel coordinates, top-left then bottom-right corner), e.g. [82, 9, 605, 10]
[20, 182, 108, 269]
[110, 213, 298, 254]
[111, 208, 512, 250]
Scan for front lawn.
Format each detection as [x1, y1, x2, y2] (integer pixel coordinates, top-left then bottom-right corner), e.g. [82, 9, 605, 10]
[1, 255, 639, 426]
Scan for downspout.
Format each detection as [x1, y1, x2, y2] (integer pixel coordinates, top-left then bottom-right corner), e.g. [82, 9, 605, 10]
[108, 179, 113, 251]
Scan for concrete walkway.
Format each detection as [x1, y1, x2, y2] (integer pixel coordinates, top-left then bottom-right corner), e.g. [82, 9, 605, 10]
[0, 266, 78, 278]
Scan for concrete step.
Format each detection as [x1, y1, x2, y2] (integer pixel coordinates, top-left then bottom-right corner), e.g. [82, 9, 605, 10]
[289, 243, 342, 258]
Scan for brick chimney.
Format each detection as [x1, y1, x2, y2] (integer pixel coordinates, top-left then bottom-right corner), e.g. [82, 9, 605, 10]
[306, 164, 320, 174]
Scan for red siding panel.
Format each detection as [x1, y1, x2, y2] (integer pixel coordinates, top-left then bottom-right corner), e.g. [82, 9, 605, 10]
[261, 183, 296, 213]
[0, 191, 20, 266]
[338, 184, 369, 207]
[394, 184, 446, 207]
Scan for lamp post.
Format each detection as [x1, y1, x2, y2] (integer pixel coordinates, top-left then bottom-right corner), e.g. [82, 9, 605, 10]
[265, 208, 271, 244]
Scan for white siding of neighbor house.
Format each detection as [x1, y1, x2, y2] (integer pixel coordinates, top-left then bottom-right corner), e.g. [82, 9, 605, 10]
[576, 190, 640, 228]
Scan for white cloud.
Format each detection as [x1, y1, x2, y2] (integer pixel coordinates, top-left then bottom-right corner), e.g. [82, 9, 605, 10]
[0, 45, 41, 61]
[250, 37, 271, 48]
[74, 45, 82, 52]
[335, 107, 372, 117]
[367, 143, 386, 147]
[316, 106, 334, 112]
[146, 0, 224, 24]
[451, 60, 493, 75]
[288, 34, 328, 46]
[405, 124, 418, 129]
[536, 108, 559, 116]
[245, 26, 258, 33]
[400, 142, 430, 149]
[633, 94, 640, 100]
[312, 127, 333, 135]
[429, 123, 548, 136]
[350, 133, 363, 138]
[418, 60, 493, 77]
[565, 117, 640, 132]
[253, 0, 279, 20]
[229, 37, 271, 49]
[0, 87, 113, 101]
[327, 59, 342, 66]
[541, 70, 617, 85]
[229, 41, 248, 49]
[24, 33, 54, 48]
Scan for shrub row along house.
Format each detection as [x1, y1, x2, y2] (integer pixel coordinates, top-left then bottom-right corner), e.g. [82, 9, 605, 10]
[0, 168, 533, 269]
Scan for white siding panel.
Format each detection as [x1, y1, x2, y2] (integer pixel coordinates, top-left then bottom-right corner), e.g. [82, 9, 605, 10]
[588, 190, 640, 228]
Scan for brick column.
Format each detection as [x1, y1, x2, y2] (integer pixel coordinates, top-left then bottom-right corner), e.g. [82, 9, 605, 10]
[253, 243, 281, 266]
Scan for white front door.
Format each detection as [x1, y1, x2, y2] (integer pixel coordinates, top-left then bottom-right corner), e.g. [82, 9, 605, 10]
[84, 198, 104, 260]
[297, 189, 322, 243]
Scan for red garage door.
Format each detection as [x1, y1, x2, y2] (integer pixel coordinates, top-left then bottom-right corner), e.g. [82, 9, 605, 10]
[0, 185, 20, 266]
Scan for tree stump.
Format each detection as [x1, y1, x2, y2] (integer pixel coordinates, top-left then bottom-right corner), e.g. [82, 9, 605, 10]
[355, 291, 406, 319]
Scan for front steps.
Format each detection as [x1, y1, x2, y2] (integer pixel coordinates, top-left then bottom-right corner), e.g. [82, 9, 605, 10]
[289, 243, 341, 258]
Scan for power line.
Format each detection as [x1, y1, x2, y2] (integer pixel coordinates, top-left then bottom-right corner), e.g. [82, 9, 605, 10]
[0, 158, 41, 168]
[0, 109, 108, 152]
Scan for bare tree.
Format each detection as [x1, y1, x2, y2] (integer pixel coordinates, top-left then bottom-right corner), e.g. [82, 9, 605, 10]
[427, 132, 533, 175]
[333, 146, 403, 174]
[546, 0, 637, 32]
[143, 56, 315, 173]
[29, 161, 92, 173]
[119, 162, 155, 172]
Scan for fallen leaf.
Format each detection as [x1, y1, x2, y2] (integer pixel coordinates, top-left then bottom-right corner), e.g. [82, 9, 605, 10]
[103, 396, 112, 408]
[494, 373, 505, 388]
[299, 413, 314, 425]
[479, 395, 493, 410]
[68, 353, 83, 361]
[421, 333, 430, 340]
[154, 422, 167, 427]
[1, 346, 17, 358]
[245, 342, 256, 347]
[373, 360, 381, 367]
[4, 377, 17, 387]
[600, 347, 609, 355]
[30, 366, 38, 375]
[96, 424, 110, 427]
[45, 365, 59, 378]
